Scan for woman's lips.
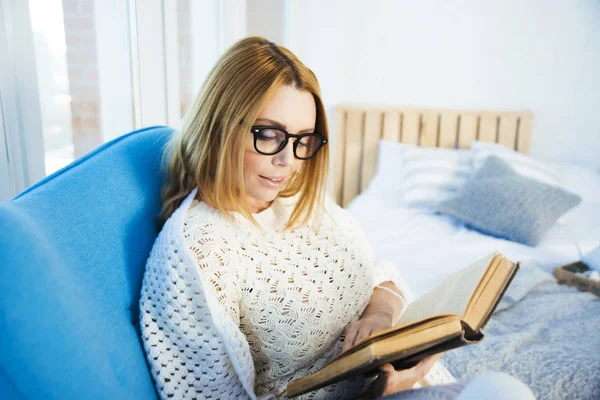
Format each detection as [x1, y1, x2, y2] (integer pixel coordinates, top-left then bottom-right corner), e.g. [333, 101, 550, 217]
[259, 175, 286, 188]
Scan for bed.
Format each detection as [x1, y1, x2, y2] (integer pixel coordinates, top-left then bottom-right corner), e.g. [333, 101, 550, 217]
[331, 105, 600, 400]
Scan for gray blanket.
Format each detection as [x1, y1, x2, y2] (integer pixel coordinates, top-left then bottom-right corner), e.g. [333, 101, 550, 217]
[442, 263, 600, 400]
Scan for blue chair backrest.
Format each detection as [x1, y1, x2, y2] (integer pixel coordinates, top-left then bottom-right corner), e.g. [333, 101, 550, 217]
[0, 126, 174, 399]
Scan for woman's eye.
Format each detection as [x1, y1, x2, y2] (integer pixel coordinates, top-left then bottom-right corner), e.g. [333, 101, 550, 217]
[298, 137, 311, 147]
[257, 129, 278, 140]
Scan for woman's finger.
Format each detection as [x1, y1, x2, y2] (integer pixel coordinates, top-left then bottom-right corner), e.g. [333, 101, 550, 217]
[352, 326, 373, 348]
[383, 362, 421, 387]
[422, 353, 443, 369]
[379, 363, 395, 375]
[415, 354, 442, 377]
[341, 322, 359, 352]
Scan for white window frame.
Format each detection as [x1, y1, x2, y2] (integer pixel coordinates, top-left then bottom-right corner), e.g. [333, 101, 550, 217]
[95, 0, 182, 136]
[0, 0, 246, 200]
[0, 0, 45, 200]
[0, 90, 11, 201]
[94, 0, 135, 141]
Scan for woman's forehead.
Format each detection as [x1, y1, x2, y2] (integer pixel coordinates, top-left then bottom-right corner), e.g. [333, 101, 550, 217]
[257, 85, 316, 132]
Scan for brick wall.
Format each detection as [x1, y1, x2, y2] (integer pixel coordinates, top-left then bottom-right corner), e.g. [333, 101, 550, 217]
[62, 0, 191, 149]
[62, 0, 102, 158]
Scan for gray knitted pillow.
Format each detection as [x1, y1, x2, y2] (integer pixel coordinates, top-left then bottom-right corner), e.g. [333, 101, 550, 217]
[437, 155, 581, 246]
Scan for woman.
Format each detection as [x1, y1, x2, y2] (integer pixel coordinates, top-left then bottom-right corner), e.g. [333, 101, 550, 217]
[139, 37, 528, 400]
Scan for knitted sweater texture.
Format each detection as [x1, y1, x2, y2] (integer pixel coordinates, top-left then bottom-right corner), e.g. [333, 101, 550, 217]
[140, 190, 452, 399]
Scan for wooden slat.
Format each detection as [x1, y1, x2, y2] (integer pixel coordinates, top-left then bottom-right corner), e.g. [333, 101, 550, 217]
[382, 111, 401, 142]
[420, 112, 438, 147]
[342, 110, 364, 207]
[498, 115, 518, 150]
[439, 112, 459, 148]
[337, 105, 532, 118]
[517, 114, 533, 154]
[402, 111, 420, 145]
[333, 105, 533, 207]
[333, 109, 347, 205]
[361, 110, 383, 192]
[479, 114, 497, 143]
[457, 114, 478, 149]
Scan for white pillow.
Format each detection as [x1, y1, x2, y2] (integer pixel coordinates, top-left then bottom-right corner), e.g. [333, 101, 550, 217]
[541, 162, 600, 242]
[401, 145, 472, 208]
[471, 141, 561, 186]
[550, 161, 600, 202]
[363, 140, 472, 209]
[359, 140, 406, 209]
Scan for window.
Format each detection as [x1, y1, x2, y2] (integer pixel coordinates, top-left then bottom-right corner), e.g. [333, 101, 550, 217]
[1, 0, 284, 199]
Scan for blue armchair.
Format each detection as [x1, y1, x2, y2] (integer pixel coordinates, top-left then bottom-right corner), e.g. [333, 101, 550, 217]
[0, 126, 174, 399]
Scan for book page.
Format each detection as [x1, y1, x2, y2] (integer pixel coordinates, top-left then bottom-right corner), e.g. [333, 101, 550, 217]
[397, 252, 498, 326]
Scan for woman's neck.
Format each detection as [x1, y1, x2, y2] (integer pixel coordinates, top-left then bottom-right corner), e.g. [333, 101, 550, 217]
[195, 192, 274, 214]
[247, 198, 274, 214]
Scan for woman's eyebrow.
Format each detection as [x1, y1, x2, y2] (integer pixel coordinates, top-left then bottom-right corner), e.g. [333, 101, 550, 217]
[255, 118, 314, 134]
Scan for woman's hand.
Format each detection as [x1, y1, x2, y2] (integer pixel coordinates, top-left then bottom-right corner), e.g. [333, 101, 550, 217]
[358, 354, 444, 399]
[343, 283, 444, 398]
[341, 313, 394, 353]
[342, 282, 405, 354]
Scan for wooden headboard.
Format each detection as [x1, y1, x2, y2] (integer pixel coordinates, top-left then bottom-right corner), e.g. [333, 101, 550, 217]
[331, 105, 533, 207]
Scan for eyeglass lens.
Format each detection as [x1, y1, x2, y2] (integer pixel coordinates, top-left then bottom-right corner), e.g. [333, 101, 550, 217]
[255, 128, 321, 158]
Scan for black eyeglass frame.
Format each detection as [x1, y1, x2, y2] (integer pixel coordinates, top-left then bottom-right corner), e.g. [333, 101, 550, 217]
[250, 125, 328, 160]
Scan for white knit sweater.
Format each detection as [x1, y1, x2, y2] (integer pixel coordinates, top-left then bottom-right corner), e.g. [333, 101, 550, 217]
[140, 189, 453, 400]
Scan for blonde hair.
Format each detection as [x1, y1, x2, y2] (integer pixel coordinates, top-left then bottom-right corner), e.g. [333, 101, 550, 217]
[158, 36, 330, 230]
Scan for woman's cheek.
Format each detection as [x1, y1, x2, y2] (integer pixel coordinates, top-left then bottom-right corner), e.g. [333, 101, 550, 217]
[293, 160, 304, 174]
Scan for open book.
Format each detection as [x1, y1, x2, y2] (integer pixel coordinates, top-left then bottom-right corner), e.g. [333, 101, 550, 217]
[286, 252, 520, 398]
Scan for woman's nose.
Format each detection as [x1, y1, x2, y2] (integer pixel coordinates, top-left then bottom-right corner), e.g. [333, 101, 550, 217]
[273, 140, 295, 166]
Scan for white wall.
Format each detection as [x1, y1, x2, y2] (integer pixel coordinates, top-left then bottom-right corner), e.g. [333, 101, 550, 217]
[247, 0, 284, 43]
[289, 0, 600, 167]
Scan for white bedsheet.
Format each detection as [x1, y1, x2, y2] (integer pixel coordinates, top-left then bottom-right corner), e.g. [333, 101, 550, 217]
[347, 161, 600, 400]
[348, 185, 600, 298]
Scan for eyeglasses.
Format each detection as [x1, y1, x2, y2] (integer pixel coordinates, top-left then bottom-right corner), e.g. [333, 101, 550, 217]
[250, 126, 327, 160]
